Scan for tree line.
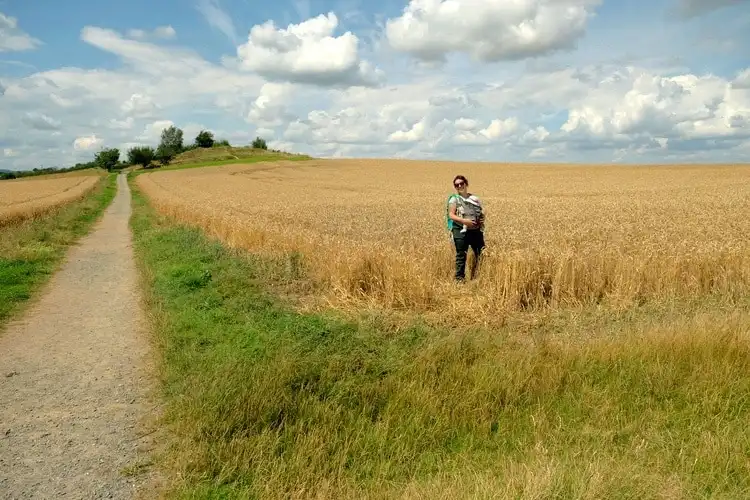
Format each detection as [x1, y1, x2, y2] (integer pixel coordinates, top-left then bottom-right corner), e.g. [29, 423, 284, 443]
[97, 128, 269, 171]
[0, 128, 269, 179]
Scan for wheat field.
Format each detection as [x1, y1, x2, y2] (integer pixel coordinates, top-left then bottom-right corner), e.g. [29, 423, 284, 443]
[136, 159, 750, 325]
[0, 171, 102, 227]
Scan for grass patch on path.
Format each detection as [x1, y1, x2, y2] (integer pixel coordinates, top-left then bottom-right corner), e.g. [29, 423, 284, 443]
[0, 173, 117, 327]
[130, 179, 750, 499]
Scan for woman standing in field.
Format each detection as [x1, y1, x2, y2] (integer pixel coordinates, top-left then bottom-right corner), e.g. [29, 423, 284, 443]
[447, 175, 485, 282]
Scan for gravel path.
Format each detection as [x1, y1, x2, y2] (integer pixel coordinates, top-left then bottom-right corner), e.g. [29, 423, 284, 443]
[0, 173, 158, 499]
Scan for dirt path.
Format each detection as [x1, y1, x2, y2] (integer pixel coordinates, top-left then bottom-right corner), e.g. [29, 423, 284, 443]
[0, 173, 158, 499]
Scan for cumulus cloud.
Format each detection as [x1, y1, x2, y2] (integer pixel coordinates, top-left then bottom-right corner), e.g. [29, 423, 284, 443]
[137, 120, 175, 143]
[733, 68, 750, 88]
[120, 93, 158, 117]
[0, 12, 41, 52]
[73, 135, 102, 151]
[274, 63, 750, 162]
[385, 0, 600, 62]
[0, 26, 265, 170]
[560, 68, 750, 147]
[127, 25, 176, 40]
[2, 9, 748, 171]
[237, 13, 384, 87]
[673, 0, 746, 18]
[247, 83, 295, 126]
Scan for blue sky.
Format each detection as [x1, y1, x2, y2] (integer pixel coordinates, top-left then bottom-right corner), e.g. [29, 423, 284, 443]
[0, 0, 749, 170]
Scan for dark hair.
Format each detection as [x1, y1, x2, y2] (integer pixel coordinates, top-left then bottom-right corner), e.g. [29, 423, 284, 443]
[453, 175, 468, 186]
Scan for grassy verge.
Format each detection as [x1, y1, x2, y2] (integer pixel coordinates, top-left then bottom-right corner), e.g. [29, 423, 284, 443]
[134, 154, 313, 175]
[130, 179, 750, 499]
[0, 173, 117, 327]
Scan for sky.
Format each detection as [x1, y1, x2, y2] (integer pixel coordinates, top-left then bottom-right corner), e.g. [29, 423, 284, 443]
[0, 0, 749, 170]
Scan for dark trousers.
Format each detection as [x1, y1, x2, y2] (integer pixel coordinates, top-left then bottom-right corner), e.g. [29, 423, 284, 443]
[452, 227, 485, 281]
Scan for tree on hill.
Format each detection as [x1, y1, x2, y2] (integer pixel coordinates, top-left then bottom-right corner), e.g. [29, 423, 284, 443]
[252, 136, 268, 150]
[159, 125, 183, 151]
[214, 139, 230, 147]
[127, 146, 156, 168]
[195, 130, 214, 148]
[155, 144, 175, 165]
[94, 148, 120, 171]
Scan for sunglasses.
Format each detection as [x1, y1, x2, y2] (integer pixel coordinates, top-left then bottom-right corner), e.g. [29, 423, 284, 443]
[454, 181, 466, 188]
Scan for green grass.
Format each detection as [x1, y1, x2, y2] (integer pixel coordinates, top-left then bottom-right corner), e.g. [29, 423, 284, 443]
[134, 154, 313, 175]
[130, 178, 750, 499]
[0, 173, 117, 327]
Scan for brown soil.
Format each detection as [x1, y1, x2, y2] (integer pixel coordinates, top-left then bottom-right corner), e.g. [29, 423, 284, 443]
[0, 173, 160, 499]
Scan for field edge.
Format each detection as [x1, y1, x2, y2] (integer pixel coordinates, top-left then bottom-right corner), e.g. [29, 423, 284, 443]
[128, 173, 750, 499]
[0, 173, 117, 329]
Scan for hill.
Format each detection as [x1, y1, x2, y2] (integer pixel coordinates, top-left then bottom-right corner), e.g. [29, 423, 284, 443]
[168, 146, 311, 167]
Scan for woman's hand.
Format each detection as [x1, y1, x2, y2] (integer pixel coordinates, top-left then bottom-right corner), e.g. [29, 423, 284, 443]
[463, 219, 478, 229]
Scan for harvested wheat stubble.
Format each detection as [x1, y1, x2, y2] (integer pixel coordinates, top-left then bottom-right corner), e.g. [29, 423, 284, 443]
[137, 159, 750, 324]
[0, 173, 102, 227]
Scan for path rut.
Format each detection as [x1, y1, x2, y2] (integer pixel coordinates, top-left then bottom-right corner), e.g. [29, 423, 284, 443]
[0, 173, 157, 499]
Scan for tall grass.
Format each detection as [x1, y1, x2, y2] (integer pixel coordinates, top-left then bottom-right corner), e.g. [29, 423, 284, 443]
[135, 160, 750, 326]
[130, 177, 750, 499]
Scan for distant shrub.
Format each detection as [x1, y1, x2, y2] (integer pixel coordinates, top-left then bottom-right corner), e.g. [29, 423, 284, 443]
[252, 136, 268, 150]
[195, 130, 215, 148]
[127, 146, 156, 168]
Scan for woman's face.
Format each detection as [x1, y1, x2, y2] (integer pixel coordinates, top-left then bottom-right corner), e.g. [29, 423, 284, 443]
[454, 178, 468, 196]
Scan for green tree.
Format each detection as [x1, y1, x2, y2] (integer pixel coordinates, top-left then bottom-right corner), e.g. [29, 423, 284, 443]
[252, 136, 268, 150]
[158, 125, 184, 159]
[127, 146, 156, 168]
[156, 144, 176, 165]
[94, 148, 120, 171]
[195, 130, 215, 148]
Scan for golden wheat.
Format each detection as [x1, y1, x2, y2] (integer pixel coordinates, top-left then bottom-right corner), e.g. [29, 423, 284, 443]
[136, 159, 750, 324]
[0, 171, 102, 227]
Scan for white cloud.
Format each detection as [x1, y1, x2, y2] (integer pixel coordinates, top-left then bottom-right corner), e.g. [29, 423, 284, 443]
[388, 119, 426, 143]
[73, 135, 103, 151]
[480, 118, 520, 140]
[454, 118, 479, 131]
[734, 68, 750, 89]
[127, 25, 176, 40]
[247, 83, 294, 126]
[196, 0, 239, 43]
[237, 13, 384, 87]
[560, 68, 750, 147]
[0, 12, 41, 52]
[120, 93, 158, 117]
[154, 25, 177, 39]
[0, 26, 266, 170]
[22, 112, 61, 130]
[1, 9, 748, 171]
[385, 0, 600, 63]
[137, 120, 175, 143]
[674, 0, 746, 18]
[4, 148, 17, 157]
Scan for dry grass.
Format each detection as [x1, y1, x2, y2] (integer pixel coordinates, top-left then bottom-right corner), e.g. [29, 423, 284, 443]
[169, 146, 311, 166]
[0, 170, 103, 228]
[129, 179, 750, 499]
[136, 159, 750, 325]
